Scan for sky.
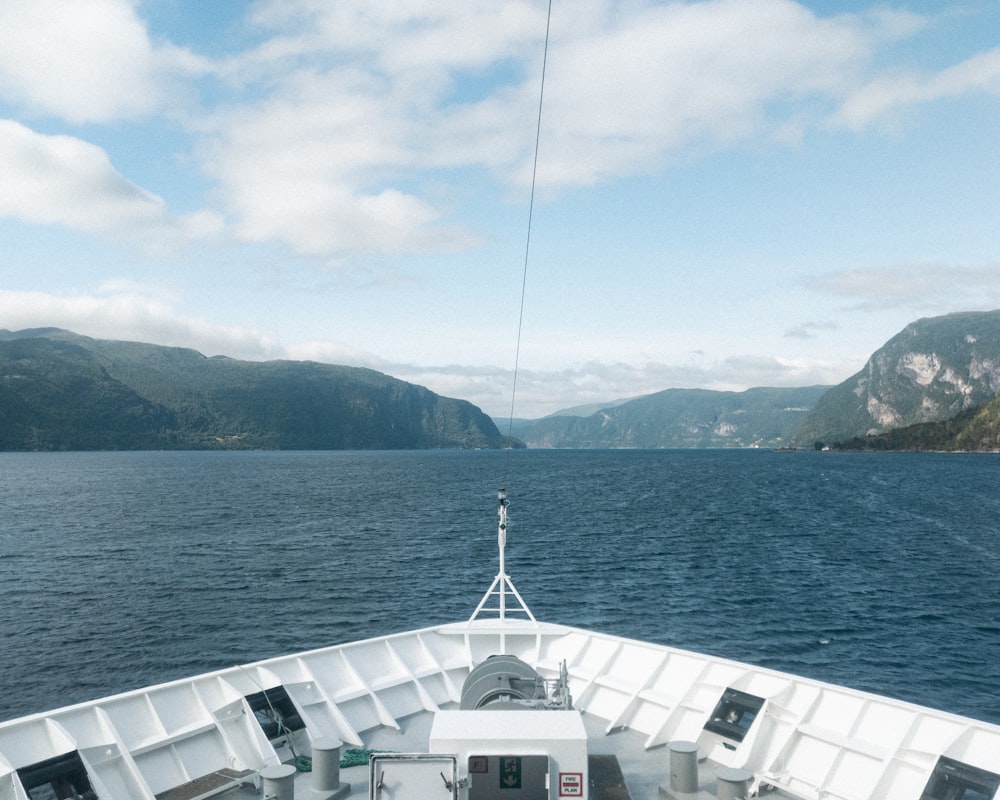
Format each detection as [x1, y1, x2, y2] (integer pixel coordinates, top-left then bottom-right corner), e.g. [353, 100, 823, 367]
[1, 0, 999, 419]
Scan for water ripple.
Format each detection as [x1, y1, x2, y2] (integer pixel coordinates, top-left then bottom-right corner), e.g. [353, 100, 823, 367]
[1, 449, 998, 724]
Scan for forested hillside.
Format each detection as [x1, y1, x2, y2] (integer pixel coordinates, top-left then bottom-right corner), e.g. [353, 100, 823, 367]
[511, 386, 828, 448]
[833, 395, 1000, 452]
[0, 329, 515, 451]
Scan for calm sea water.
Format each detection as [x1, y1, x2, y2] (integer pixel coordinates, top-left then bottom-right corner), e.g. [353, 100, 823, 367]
[1, 449, 998, 725]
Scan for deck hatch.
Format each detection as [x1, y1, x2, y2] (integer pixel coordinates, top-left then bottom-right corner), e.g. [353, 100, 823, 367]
[703, 688, 765, 743]
[919, 755, 1000, 800]
[17, 750, 97, 799]
[369, 754, 458, 800]
[245, 685, 305, 741]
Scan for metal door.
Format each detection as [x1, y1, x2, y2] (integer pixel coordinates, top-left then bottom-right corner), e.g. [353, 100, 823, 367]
[370, 753, 459, 800]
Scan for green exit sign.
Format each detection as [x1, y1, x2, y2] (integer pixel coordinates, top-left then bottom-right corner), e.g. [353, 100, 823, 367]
[500, 756, 522, 789]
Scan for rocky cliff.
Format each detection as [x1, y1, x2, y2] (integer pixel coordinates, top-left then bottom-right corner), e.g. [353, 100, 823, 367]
[794, 310, 1000, 445]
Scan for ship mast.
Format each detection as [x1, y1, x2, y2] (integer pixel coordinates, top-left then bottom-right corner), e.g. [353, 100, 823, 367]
[497, 487, 508, 617]
[469, 1, 549, 636]
[469, 489, 536, 624]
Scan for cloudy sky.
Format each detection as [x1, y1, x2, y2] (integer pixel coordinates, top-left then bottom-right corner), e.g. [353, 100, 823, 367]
[2, 0, 999, 418]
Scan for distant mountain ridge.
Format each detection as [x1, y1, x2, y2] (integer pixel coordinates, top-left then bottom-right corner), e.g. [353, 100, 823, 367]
[793, 310, 1000, 446]
[9, 311, 1000, 452]
[509, 310, 1000, 450]
[0, 329, 515, 450]
[510, 385, 829, 448]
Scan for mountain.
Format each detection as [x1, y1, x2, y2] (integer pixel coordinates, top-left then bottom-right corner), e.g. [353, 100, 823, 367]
[496, 398, 637, 441]
[793, 310, 1000, 446]
[0, 329, 517, 451]
[832, 392, 1000, 452]
[15, 310, 1000, 453]
[511, 385, 829, 448]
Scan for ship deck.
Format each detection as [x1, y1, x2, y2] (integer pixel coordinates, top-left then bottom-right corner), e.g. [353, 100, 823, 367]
[4, 619, 999, 800]
[209, 707, 800, 799]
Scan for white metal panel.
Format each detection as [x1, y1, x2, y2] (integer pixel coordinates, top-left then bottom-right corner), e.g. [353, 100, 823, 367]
[806, 690, 867, 737]
[101, 693, 166, 751]
[148, 683, 211, 736]
[81, 745, 154, 800]
[213, 702, 272, 768]
[173, 730, 230, 779]
[369, 754, 458, 800]
[870, 758, 937, 800]
[0, 774, 19, 800]
[645, 649, 708, 702]
[190, 673, 246, 711]
[46, 706, 116, 750]
[901, 712, 968, 753]
[133, 743, 186, 795]
[0, 718, 75, 767]
[949, 725, 1000, 769]
[826, 747, 885, 798]
[849, 699, 916, 752]
[430, 709, 586, 748]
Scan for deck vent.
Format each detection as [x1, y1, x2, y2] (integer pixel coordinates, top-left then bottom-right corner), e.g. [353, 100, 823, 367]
[919, 755, 1000, 800]
[17, 750, 97, 800]
[703, 688, 765, 743]
[245, 685, 305, 741]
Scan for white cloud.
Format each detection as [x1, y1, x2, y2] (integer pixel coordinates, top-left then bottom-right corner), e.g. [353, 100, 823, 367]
[835, 46, 1000, 130]
[808, 262, 1000, 307]
[530, 0, 872, 188]
[0, 0, 206, 124]
[200, 69, 485, 256]
[785, 320, 839, 340]
[243, 0, 543, 75]
[0, 120, 222, 251]
[2, 0, 997, 264]
[387, 354, 852, 419]
[0, 287, 279, 360]
[196, 0, 914, 257]
[1, 285, 855, 419]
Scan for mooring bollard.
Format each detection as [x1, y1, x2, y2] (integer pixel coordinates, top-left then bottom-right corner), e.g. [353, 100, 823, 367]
[261, 763, 297, 800]
[668, 740, 699, 793]
[715, 766, 752, 800]
[311, 736, 344, 792]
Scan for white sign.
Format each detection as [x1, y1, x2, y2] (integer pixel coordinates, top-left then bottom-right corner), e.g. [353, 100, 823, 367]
[559, 772, 582, 797]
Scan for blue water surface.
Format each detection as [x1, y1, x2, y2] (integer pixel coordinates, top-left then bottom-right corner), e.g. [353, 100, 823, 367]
[1, 449, 998, 723]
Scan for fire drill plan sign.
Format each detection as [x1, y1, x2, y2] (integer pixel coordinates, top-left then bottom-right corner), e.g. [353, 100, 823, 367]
[559, 772, 583, 796]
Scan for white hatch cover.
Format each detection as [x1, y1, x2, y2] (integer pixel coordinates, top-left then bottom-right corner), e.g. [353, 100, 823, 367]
[370, 753, 459, 800]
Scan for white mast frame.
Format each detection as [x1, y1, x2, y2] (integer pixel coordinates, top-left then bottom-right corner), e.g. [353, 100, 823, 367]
[469, 489, 536, 623]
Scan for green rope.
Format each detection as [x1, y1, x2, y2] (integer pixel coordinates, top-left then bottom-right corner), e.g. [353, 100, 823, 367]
[259, 690, 312, 772]
[339, 748, 395, 769]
